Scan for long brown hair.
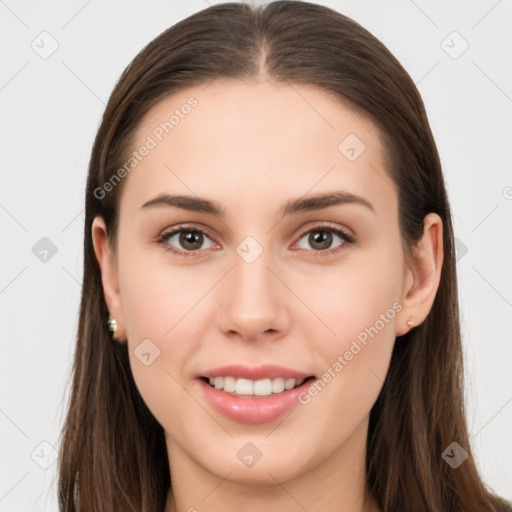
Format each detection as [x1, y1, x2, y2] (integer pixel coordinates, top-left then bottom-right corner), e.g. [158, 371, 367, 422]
[57, 1, 510, 510]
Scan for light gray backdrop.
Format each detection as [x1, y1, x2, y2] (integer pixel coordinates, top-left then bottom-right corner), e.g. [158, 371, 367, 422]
[1, 0, 511, 510]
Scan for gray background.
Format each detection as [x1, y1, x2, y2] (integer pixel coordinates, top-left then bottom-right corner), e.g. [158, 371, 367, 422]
[1, 0, 511, 509]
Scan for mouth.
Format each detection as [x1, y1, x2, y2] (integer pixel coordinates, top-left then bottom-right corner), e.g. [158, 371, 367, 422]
[199, 375, 316, 398]
[196, 364, 318, 423]
[197, 373, 318, 424]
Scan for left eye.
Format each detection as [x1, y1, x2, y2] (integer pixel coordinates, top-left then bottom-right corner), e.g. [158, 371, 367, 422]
[296, 227, 352, 252]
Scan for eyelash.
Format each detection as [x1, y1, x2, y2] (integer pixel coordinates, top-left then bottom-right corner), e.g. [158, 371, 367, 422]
[155, 223, 355, 258]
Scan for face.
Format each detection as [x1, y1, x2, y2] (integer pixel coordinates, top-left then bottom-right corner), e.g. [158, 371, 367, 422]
[98, 80, 414, 486]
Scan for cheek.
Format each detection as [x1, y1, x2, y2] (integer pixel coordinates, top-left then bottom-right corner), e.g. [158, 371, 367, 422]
[312, 252, 402, 348]
[116, 249, 205, 419]
[298, 251, 402, 415]
[118, 239, 213, 342]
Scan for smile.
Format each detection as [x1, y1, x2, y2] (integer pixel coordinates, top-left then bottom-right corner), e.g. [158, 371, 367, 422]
[198, 375, 317, 424]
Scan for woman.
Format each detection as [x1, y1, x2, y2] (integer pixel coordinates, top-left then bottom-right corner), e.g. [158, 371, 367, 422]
[57, 1, 511, 511]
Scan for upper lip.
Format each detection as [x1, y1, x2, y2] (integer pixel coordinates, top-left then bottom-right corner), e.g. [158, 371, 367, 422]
[200, 364, 314, 381]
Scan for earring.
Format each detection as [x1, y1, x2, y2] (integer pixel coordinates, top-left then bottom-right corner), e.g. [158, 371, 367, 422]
[107, 314, 118, 337]
[406, 318, 414, 328]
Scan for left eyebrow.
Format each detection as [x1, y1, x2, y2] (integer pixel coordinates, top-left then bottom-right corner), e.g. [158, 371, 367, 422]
[280, 191, 375, 216]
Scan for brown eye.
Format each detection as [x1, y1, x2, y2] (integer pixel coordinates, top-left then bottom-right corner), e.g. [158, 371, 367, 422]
[308, 231, 333, 250]
[178, 230, 204, 251]
[296, 226, 353, 253]
[159, 227, 217, 254]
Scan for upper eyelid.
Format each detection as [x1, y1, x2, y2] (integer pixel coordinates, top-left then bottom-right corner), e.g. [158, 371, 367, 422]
[296, 222, 353, 238]
[160, 223, 215, 239]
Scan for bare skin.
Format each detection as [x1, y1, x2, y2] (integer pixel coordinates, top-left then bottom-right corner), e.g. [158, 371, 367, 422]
[92, 79, 443, 512]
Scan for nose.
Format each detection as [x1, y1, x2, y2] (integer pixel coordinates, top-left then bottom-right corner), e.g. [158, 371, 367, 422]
[217, 244, 290, 343]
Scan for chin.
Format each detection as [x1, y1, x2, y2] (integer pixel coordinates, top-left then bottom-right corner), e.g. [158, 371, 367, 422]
[203, 449, 311, 486]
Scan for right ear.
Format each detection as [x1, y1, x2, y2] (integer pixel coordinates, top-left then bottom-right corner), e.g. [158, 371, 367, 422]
[91, 216, 127, 343]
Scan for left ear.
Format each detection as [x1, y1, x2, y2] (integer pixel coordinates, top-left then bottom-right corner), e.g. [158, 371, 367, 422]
[396, 212, 444, 336]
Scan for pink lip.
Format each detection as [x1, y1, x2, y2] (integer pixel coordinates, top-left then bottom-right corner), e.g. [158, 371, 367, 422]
[200, 364, 313, 381]
[197, 376, 317, 424]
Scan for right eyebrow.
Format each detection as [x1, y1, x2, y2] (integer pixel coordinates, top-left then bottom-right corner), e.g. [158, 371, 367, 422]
[140, 194, 226, 216]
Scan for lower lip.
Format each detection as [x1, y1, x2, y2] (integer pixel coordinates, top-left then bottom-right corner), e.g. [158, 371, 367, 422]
[198, 377, 316, 424]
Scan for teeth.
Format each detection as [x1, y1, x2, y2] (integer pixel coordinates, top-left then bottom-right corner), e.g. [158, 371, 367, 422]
[206, 376, 306, 396]
[236, 378, 255, 395]
[272, 378, 285, 393]
[284, 378, 296, 390]
[223, 376, 236, 392]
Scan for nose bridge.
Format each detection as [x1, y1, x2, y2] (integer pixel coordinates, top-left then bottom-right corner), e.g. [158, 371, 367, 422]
[218, 235, 287, 339]
[231, 236, 276, 311]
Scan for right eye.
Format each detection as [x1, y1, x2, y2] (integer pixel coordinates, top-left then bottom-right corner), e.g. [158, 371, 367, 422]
[157, 225, 218, 256]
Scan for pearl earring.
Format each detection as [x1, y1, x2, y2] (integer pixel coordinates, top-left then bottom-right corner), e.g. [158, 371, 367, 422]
[406, 318, 414, 328]
[108, 314, 118, 336]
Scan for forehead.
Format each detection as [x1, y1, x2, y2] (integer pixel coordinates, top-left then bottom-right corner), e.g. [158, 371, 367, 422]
[121, 80, 396, 219]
